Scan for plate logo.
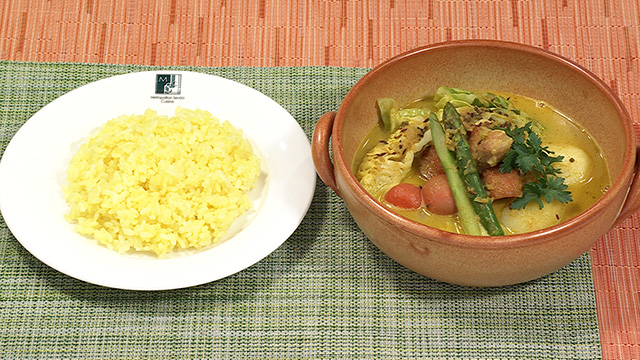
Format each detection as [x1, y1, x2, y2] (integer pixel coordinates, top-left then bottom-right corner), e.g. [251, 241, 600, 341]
[155, 74, 182, 95]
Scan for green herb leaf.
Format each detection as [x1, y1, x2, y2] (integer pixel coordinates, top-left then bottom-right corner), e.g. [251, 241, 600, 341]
[542, 176, 573, 204]
[510, 188, 543, 210]
[498, 122, 573, 210]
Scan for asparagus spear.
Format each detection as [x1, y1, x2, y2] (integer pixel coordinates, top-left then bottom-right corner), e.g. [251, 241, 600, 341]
[442, 102, 505, 236]
[428, 113, 483, 236]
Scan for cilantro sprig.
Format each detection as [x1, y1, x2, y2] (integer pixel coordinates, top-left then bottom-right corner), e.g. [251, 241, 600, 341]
[499, 123, 573, 210]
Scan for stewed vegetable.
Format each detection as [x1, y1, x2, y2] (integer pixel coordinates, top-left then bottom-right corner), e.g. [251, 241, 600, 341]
[354, 87, 610, 235]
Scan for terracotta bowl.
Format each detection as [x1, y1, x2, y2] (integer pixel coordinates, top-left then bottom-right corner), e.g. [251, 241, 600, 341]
[312, 40, 640, 287]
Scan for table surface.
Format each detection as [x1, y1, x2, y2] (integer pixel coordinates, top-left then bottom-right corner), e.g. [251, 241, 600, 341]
[1, 1, 639, 359]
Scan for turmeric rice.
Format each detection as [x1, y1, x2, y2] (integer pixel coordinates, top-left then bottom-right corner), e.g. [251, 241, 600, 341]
[63, 107, 261, 256]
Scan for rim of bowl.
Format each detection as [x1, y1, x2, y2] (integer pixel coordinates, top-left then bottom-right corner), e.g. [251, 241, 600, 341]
[333, 39, 636, 250]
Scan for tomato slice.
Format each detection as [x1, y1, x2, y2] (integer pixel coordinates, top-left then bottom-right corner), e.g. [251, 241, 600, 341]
[384, 183, 422, 210]
[421, 174, 457, 215]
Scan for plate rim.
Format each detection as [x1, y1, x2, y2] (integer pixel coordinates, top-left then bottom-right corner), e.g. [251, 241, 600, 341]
[0, 70, 316, 290]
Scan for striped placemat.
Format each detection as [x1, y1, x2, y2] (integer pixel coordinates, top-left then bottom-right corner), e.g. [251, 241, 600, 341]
[0, 60, 601, 359]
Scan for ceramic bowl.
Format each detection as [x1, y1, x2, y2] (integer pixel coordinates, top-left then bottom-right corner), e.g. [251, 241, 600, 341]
[312, 40, 640, 287]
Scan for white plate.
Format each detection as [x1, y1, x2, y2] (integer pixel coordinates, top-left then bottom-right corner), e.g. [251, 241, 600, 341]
[0, 71, 316, 290]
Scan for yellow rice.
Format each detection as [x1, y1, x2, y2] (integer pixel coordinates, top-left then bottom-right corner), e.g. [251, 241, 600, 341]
[63, 107, 261, 256]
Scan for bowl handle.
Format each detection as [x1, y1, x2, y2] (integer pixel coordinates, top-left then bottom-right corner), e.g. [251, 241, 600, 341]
[312, 111, 341, 197]
[613, 145, 640, 227]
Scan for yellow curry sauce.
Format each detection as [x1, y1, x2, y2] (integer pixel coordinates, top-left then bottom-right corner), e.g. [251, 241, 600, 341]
[353, 92, 611, 235]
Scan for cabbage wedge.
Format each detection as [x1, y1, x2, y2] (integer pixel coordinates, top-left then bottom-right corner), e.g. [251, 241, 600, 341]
[357, 105, 432, 199]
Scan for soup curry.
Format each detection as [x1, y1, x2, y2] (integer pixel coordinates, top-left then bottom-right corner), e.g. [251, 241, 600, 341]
[353, 88, 610, 235]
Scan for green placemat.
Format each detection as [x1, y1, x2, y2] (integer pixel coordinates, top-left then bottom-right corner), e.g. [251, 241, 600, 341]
[0, 61, 600, 359]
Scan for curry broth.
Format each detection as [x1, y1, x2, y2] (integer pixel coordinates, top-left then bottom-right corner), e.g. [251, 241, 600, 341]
[352, 93, 611, 235]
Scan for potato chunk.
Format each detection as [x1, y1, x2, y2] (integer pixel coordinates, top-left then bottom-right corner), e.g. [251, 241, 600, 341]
[546, 143, 591, 186]
[500, 200, 565, 234]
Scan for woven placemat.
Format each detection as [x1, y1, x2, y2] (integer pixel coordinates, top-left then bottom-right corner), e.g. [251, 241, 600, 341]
[0, 60, 600, 359]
